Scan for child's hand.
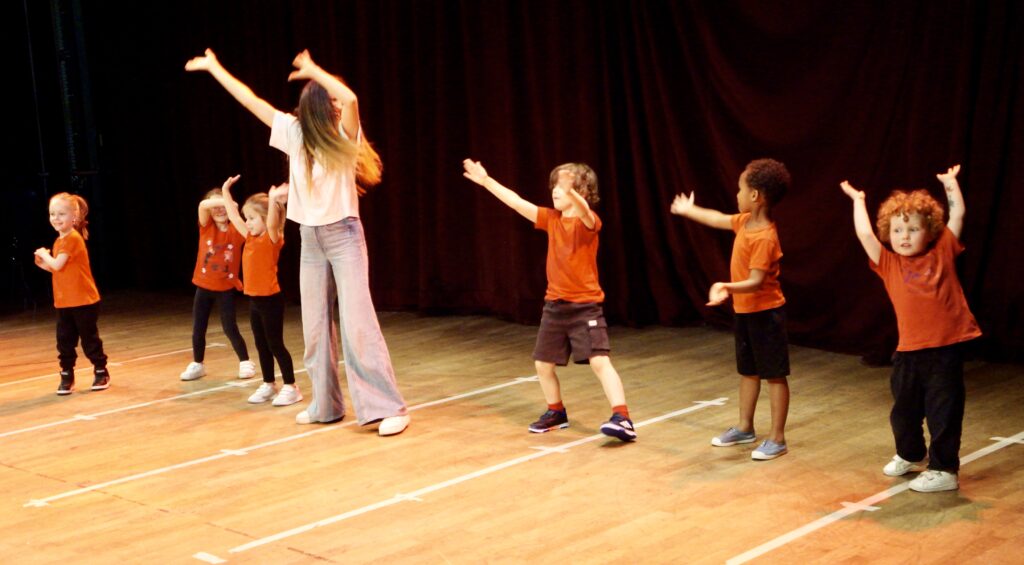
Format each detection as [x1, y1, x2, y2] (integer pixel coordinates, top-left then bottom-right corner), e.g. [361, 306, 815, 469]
[185, 48, 220, 72]
[839, 180, 865, 200]
[706, 282, 729, 306]
[34, 254, 45, 266]
[269, 183, 289, 203]
[670, 191, 695, 216]
[936, 164, 961, 187]
[288, 49, 319, 82]
[221, 174, 241, 202]
[462, 159, 488, 185]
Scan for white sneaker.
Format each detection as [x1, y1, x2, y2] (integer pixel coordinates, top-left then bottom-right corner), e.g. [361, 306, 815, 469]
[238, 360, 257, 379]
[883, 454, 923, 477]
[247, 382, 277, 404]
[908, 470, 958, 492]
[180, 362, 206, 381]
[295, 410, 312, 425]
[378, 414, 410, 436]
[272, 384, 302, 406]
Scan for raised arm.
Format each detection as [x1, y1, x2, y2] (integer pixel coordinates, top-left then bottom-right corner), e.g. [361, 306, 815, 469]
[670, 191, 733, 230]
[462, 159, 539, 223]
[564, 188, 596, 229]
[198, 196, 226, 227]
[936, 164, 964, 239]
[220, 175, 248, 236]
[185, 49, 277, 127]
[840, 181, 882, 264]
[288, 50, 359, 140]
[266, 183, 286, 244]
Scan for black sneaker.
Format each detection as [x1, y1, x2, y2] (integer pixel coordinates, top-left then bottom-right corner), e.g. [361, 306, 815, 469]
[57, 371, 74, 396]
[600, 413, 637, 441]
[91, 367, 110, 391]
[528, 409, 569, 433]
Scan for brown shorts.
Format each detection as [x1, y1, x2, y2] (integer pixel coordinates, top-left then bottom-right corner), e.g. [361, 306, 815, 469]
[532, 301, 610, 366]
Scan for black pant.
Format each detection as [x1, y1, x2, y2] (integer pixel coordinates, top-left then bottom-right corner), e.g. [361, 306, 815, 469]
[192, 287, 249, 363]
[250, 293, 294, 384]
[890, 344, 967, 473]
[56, 302, 107, 372]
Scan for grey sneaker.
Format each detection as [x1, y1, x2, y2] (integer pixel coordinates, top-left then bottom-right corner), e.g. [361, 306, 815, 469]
[752, 439, 788, 460]
[883, 454, 923, 477]
[908, 470, 958, 492]
[711, 427, 756, 447]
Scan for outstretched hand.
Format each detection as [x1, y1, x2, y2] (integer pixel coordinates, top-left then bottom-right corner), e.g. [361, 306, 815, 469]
[288, 49, 319, 82]
[462, 159, 488, 185]
[269, 183, 289, 204]
[221, 174, 241, 199]
[839, 180, 865, 200]
[707, 282, 729, 306]
[184, 48, 220, 72]
[670, 191, 695, 216]
[936, 164, 961, 187]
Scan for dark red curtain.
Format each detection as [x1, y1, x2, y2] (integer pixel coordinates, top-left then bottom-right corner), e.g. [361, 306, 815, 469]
[22, 1, 1022, 360]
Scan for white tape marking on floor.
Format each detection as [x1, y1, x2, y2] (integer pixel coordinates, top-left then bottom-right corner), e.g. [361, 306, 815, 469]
[220, 398, 728, 556]
[727, 429, 1024, 565]
[192, 552, 226, 564]
[0, 344, 226, 388]
[25, 376, 534, 507]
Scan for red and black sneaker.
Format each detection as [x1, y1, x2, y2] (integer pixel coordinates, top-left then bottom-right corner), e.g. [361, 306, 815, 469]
[91, 367, 110, 391]
[56, 371, 74, 396]
[528, 409, 569, 433]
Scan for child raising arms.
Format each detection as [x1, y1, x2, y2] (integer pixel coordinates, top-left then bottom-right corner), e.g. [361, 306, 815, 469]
[671, 159, 792, 460]
[34, 193, 110, 394]
[840, 165, 981, 492]
[220, 176, 301, 406]
[186, 49, 409, 435]
[179, 186, 255, 381]
[462, 158, 636, 441]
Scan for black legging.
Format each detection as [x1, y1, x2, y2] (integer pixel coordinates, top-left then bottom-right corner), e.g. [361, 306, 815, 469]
[192, 287, 249, 363]
[250, 292, 295, 384]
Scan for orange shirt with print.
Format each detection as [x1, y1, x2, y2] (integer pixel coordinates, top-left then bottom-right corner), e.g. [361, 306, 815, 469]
[870, 227, 981, 351]
[191, 222, 244, 292]
[51, 229, 100, 308]
[535, 207, 605, 303]
[243, 231, 284, 297]
[730, 213, 785, 314]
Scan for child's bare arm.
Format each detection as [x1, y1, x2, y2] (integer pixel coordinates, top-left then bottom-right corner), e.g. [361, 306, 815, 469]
[198, 196, 226, 227]
[937, 164, 965, 239]
[288, 50, 360, 140]
[267, 184, 285, 244]
[670, 191, 732, 230]
[185, 49, 277, 127]
[34, 247, 69, 272]
[462, 159, 539, 223]
[840, 181, 882, 264]
[220, 175, 248, 236]
[564, 188, 596, 229]
[707, 270, 768, 306]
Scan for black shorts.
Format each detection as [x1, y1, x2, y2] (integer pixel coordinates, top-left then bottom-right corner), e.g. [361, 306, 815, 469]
[735, 306, 790, 379]
[532, 301, 610, 366]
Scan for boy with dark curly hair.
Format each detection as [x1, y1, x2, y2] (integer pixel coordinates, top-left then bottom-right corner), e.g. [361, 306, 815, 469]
[841, 165, 981, 492]
[671, 158, 793, 460]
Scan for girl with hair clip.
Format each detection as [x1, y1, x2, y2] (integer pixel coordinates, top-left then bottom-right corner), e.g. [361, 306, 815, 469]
[34, 192, 110, 395]
[179, 186, 256, 382]
[186, 49, 409, 435]
[219, 175, 301, 406]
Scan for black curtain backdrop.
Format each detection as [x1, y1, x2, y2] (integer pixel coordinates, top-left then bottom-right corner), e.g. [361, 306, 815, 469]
[11, 1, 1024, 361]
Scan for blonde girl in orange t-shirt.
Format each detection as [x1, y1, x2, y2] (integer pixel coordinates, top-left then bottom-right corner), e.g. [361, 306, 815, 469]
[179, 185, 255, 382]
[221, 175, 301, 407]
[34, 192, 110, 395]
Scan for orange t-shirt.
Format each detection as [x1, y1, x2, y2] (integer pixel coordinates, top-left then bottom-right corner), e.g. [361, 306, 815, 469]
[243, 232, 284, 297]
[191, 222, 244, 292]
[730, 213, 785, 314]
[51, 230, 100, 308]
[535, 207, 605, 303]
[870, 227, 982, 351]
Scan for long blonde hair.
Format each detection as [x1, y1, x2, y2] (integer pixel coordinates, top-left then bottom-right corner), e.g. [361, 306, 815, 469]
[51, 192, 91, 240]
[297, 81, 382, 195]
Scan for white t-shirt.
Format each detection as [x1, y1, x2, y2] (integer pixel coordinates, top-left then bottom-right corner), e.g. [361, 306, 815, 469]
[269, 111, 360, 226]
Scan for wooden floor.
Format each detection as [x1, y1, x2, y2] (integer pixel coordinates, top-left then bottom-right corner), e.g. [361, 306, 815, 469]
[0, 292, 1021, 564]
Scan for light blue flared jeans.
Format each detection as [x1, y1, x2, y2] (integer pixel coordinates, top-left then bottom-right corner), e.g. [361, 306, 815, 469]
[299, 218, 407, 424]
